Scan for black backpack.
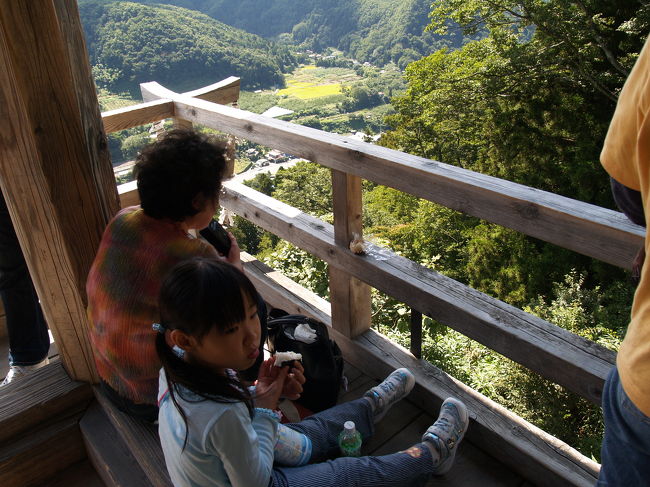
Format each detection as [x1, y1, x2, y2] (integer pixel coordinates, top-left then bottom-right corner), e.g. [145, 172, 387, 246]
[266, 313, 344, 412]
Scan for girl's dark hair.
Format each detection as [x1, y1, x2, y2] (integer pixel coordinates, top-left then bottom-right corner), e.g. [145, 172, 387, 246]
[155, 258, 260, 442]
[135, 129, 227, 221]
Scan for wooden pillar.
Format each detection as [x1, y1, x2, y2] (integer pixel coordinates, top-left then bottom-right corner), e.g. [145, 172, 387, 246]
[329, 169, 372, 337]
[0, 0, 119, 382]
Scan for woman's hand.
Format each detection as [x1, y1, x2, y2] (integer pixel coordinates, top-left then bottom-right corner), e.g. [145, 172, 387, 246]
[281, 361, 305, 400]
[224, 232, 243, 272]
[254, 357, 289, 410]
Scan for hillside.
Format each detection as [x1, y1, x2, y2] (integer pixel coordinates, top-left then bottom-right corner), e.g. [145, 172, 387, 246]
[130, 0, 464, 68]
[79, 0, 298, 94]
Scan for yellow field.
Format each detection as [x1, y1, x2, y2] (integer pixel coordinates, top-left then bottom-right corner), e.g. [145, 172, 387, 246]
[278, 82, 342, 99]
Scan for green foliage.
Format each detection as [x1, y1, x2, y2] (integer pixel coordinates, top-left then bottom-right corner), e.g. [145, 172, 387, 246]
[273, 162, 332, 217]
[245, 172, 275, 196]
[262, 242, 330, 298]
[127, 0, 465, 68]
[379, 0, 642, 306]
[378, 271, 631, 460]
[79, 0, 298, 94]
[120, 131, 151, 160]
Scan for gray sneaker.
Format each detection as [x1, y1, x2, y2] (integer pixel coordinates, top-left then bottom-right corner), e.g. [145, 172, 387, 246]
[364, 368, 415, 423]
[1, 357, 49, 386]
[422, 397, 469, 475]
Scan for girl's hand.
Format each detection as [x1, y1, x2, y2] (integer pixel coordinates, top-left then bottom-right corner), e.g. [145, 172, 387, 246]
[254, 357, 289, 410]
[281, 361, 305, 400]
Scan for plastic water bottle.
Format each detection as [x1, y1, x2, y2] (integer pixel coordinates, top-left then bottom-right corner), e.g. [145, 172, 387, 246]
[338, 420, 362, 457]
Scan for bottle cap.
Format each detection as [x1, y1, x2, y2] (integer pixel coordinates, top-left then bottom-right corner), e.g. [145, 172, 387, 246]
[344, 420, 355, 431]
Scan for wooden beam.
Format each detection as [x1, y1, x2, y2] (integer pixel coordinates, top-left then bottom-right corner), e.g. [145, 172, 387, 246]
[93, 387, 173, 486]
[182, 76, 241, 105]
[330, 170, 371, 337]
[102, 99, 174, 134]
[240, 253, 599, 487]
[81, 402, 153, 487]
[139, 79, 240, 174]
[220, 181, 614, 404]
[241, 252, 332, 324]
[340, 331, 599, 487]
[0, 413, 86, 487]
[169, 95, 642, 269]
[0, 0, 120, 381]
[118, 180, 139, 208]
[0, 361, 93, 445]
[140, 78, 240, 105]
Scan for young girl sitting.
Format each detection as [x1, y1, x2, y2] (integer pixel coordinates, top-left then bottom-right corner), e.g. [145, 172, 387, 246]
[156, 257, 469, 487]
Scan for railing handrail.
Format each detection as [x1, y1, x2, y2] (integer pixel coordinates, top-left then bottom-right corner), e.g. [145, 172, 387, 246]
[100, 80, 611, 485]
[104, 86, 645, 270]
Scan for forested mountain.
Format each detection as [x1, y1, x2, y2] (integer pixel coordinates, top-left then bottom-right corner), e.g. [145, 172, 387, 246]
[130, 0, 464, 68]
[79, 0, 299, 94]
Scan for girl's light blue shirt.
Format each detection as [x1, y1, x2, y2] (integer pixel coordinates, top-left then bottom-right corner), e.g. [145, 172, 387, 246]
[158, 370, 279, 487]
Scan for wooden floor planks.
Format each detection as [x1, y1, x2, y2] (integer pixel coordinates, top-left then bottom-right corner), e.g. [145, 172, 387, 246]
[340, 362, 528, 487]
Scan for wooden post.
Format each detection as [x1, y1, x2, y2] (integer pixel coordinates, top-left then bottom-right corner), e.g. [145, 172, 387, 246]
[410, 309, 422, 358]
[0, 0, 119, 382]
[329, 169, 371, 337]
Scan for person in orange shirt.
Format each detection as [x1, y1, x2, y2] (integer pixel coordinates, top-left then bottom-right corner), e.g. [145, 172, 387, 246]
[598, 35, 650, 486]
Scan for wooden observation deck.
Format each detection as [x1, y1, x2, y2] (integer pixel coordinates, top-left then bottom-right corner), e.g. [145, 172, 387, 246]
[0, 2, 643, 486]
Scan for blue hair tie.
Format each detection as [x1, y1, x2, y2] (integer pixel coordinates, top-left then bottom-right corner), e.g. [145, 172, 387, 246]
[172, 345, 186, 359]
[152, 322, 167, 333]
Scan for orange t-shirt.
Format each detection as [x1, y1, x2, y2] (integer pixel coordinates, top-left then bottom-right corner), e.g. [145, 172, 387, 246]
[601, 36, 650, 416]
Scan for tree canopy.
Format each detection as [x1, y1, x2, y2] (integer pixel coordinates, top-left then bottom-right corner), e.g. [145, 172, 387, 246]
[127, 0, 465, 68]
[79, 0, 299, 94]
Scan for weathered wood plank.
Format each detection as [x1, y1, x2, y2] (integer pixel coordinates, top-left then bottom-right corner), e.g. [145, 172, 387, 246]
[0, 0, 118, 381]
[222, 182, 614, 405]
[140, 78, 239, 105]
[52, 0, 118, 224]
[102, 99, 174, 134]
[41, 460, 105, 487]
[340, 330, 599, 487]
[93, 386, 172, 487]
[167, 95, 644, 269]
[0, 359, 92, 445]
[330, 170, 372, 337]
[81, 402, 152, 487]
[425, 440, 525, 487]
[0, 413, 86, 487]
[240, 252, 598, 486]
[241, 252, 332, 324]
[182, 76, 240, 105]
[118, 180, 139, 208]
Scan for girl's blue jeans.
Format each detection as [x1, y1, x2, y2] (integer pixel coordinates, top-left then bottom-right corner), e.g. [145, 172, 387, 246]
[597, 366, 650, 486]
[271, 398, 434, 487]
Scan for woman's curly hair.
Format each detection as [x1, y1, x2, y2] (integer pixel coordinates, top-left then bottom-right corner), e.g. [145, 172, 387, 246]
[134, 130, 227, 221]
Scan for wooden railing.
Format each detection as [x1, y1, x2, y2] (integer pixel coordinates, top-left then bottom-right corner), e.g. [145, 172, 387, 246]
[102, 78, 645, 486]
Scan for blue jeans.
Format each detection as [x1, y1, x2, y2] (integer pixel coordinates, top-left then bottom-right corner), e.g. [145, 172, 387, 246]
[0, 189, 49, 366]
[272, 398, 434, 487]
[597, 367, 650, 486]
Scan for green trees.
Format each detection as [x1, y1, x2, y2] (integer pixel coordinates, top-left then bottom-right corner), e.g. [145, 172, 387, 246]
[79, 0, 298, 94]
[367, 0, 648, 458]
[380, 1, 647, 308]
[126, 0, 464, 68]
